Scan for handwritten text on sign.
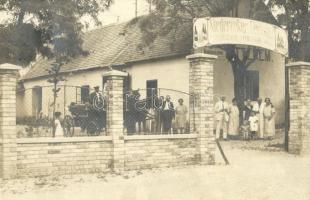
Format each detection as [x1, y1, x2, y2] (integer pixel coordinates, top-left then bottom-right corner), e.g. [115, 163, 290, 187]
[193, 17, 288, 56]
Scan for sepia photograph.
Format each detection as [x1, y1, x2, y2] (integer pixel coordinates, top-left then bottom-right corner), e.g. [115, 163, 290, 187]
[0, 0, 309, 199]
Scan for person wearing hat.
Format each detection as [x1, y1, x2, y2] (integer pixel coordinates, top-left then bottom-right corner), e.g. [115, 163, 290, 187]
[89, 86, 104, 110]
[89, 86, 106, 130]
[215, 95, 229, 140]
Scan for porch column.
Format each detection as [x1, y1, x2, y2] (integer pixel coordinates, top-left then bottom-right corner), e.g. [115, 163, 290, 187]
[287, 62, 310, 155]
[186, 53, 217, 164]
[103, 70, 128, 172]
[0, 63, 21, 179]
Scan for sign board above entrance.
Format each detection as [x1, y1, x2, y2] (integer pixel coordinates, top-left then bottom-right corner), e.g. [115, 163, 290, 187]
[193, 17, 288, 56]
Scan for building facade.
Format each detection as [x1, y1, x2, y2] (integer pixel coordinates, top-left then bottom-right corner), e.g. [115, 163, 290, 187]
[18, 0, 286, 125]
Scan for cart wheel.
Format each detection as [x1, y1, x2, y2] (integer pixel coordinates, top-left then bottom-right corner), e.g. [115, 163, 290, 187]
[86, 121, 100, 136]
[63, 115, 74, 137]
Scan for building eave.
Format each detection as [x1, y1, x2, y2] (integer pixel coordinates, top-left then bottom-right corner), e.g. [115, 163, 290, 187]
[21, 63, 126, 82]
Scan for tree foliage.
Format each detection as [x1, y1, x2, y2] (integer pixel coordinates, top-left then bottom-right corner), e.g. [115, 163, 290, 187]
[0, 0, 112, 65]
[267, 0, 310, 61]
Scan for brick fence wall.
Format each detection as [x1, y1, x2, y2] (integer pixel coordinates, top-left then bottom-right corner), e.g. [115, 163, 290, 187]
[1, 61, 218, 179]
[13, 135, 198, 178]
[187, 54, 217, 164]
[287, 62, 310, 155]
[16, 137, 113, 177]
[124, 135, 198, 170]
[0, 143, 2, 177]
[0, 64, 21, 179]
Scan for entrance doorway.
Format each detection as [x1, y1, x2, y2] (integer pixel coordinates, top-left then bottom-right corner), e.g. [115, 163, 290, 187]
[146, 80, 158, 108]
[244, 70, 259, 101]
[146, 80, 158, 99]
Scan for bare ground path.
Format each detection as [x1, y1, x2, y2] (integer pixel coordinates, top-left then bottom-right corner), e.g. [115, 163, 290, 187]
[1, 135, 310, 200]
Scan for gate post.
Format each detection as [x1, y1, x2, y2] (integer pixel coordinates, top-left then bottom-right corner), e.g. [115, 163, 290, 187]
[287, 62, 310, 155]
[103, 70, 128, 172]
[0, 63, 21, 179]
[186, 53, 217, 164]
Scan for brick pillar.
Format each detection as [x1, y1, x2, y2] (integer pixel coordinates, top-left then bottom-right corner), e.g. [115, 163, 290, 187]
[0, 63, 21, 179]
[186, 53, 217, 164]
[103, 70, 128, 172]
[287, 62, 310, 155]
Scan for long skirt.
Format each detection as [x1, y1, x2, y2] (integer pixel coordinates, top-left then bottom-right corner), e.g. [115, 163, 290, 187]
[228, 106, 239, 136]
[264, 117, 275, 137]
[176, 114, 187, 129]
[228, 114, 239, 136]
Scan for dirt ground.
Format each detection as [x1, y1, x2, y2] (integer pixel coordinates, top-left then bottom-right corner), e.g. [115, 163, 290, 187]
[1, 133, 310, 200]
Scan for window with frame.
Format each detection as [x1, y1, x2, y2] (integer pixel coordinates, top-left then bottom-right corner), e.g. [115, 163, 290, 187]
[81, 85, 90, 103]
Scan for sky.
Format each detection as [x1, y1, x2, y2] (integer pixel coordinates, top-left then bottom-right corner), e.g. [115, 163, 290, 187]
[0, 0, 150, 29]
[95, 0, 149, 25]
[0, 0, 281, 30]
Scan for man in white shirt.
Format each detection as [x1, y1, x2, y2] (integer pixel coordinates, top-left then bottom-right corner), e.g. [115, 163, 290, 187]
[215, 95, 229, 140]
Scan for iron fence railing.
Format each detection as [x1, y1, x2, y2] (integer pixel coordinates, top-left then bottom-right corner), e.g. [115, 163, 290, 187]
[16, 85, 106, 138]
[123, 88, 194, 135]
[16, 86, 200, 138]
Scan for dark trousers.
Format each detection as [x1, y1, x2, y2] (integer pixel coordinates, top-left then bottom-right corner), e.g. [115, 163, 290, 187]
[126, 111, 136, 135]
[162, 110, 173, 133]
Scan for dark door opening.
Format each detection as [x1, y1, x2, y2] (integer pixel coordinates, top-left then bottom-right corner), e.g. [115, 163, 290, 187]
[146, 80, 158, 97]
[146, 80, 158, 108]
[81, 85, 90, 103]
[244, 70, 259, 101]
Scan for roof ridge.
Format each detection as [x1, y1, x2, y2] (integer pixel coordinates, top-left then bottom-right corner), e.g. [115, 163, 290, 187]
[83, 21, 129, 35]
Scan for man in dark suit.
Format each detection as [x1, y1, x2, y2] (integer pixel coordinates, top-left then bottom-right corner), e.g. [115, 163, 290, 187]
[89, 86, 106, 130]
[89, 86, 103, 108]
[161, 95, 175, 134]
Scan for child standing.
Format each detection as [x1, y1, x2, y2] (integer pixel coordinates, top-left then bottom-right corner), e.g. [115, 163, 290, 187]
[54, 112, 63, 137]
[248, 111, 259, 139]
[240, 120, 250, 140]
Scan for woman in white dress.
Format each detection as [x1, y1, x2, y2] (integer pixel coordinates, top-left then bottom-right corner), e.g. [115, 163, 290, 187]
[228, 98, 239, 138]
[175, 98, 188, 134]
[263, 98, 276, 139]
[54, 112, 63, 137]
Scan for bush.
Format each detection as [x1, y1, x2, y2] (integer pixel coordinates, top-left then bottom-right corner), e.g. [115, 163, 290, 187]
[16, 116, 52, 127]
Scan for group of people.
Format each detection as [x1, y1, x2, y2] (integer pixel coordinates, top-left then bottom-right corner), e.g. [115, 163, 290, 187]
[125, 92, 188, 135]
[215, 96, 276, 140]
[53, 85, 276, 140]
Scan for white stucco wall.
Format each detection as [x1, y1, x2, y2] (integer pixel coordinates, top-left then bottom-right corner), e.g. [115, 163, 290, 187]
[19, 51, 285, 125]
[125, 52, 285, 125]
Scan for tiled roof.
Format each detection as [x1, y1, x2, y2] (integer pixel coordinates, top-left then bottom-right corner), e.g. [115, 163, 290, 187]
[22, 22, 191, 80]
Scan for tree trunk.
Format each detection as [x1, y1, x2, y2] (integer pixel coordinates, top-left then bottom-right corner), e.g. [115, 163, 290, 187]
[224, 45, 252, 123]
[231, 61, 247, 123]
[231, 62, 247, 106]
[234, 71, 246, 105]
